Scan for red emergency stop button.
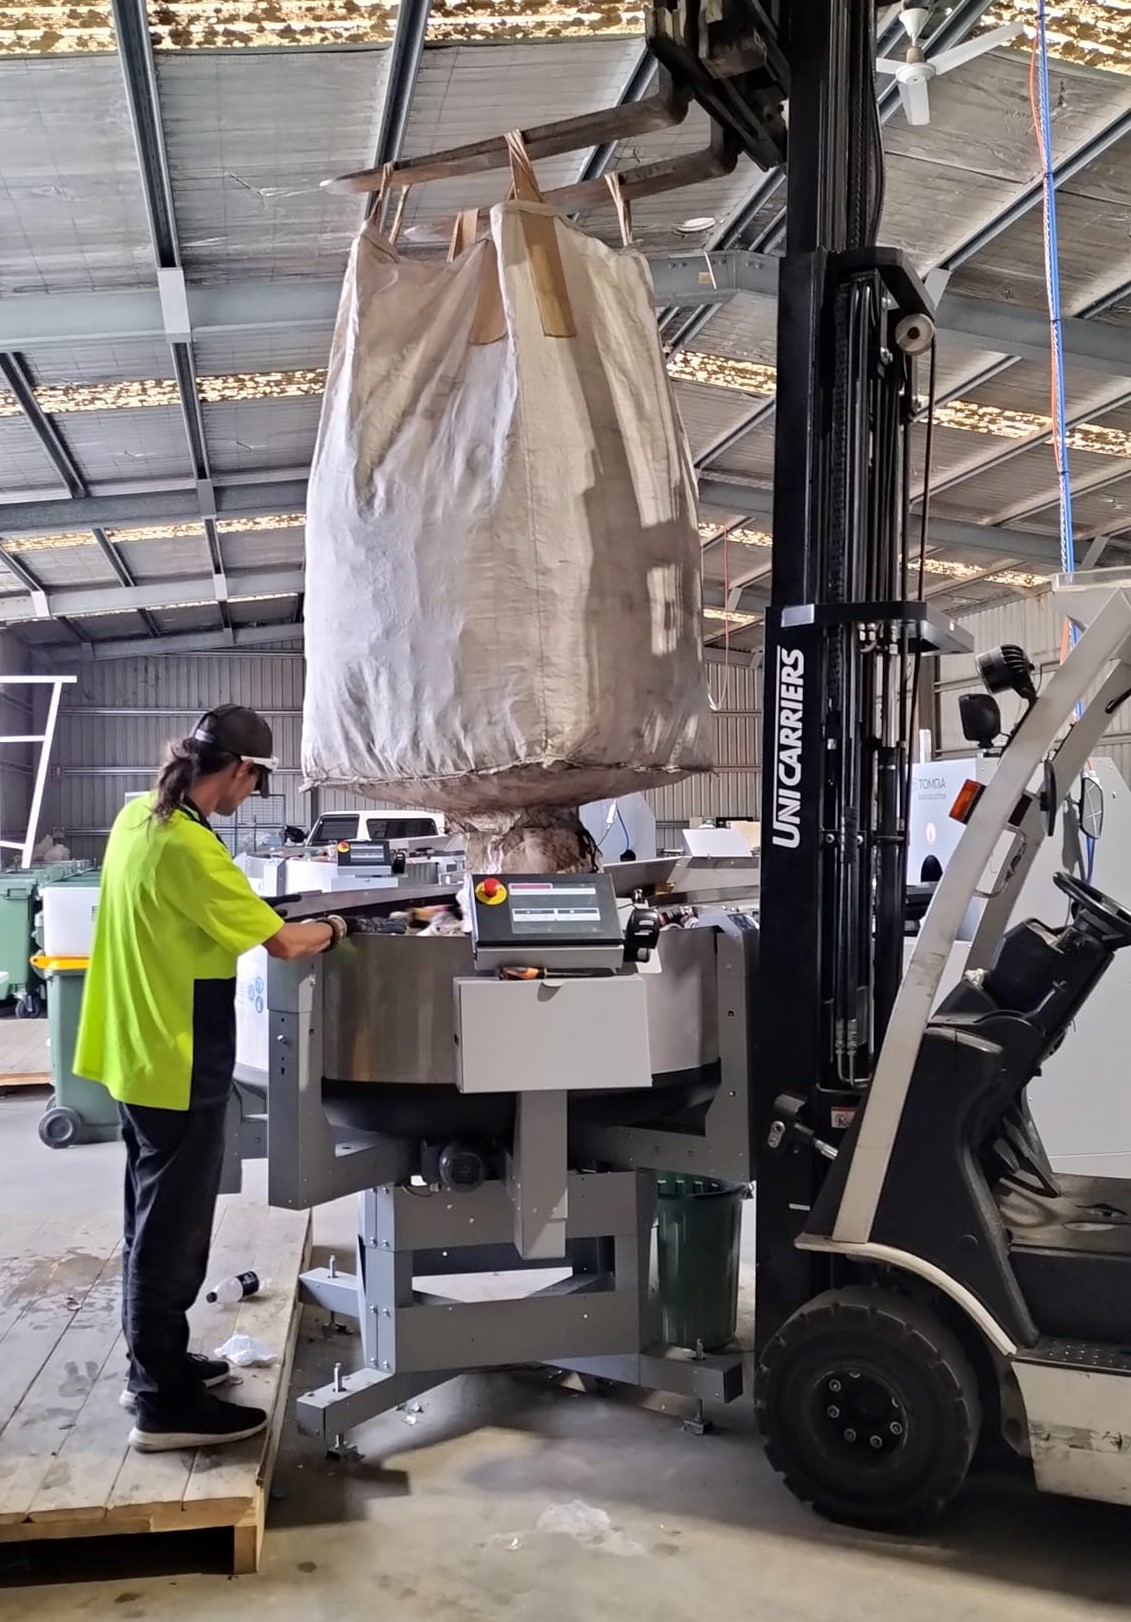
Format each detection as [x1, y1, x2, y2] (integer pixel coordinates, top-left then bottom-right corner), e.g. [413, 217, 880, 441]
[475, 877, 508, 906]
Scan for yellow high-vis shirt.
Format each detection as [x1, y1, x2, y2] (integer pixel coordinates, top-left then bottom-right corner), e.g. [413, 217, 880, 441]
[75, 794, 283, 1110]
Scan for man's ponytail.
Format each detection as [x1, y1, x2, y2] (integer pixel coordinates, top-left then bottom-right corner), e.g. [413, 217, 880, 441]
[151, 737, 232, 824]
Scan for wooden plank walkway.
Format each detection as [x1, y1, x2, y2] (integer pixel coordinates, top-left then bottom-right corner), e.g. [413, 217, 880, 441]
[0, 1195, 309, 1575]
[0, 1016, 49, 1088]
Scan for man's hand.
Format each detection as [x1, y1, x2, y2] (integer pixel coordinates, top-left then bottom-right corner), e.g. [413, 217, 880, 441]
[264, 918, 342, 961]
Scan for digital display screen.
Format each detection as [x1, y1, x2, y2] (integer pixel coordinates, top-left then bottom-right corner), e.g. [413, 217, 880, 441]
[507, 882, 606, 935]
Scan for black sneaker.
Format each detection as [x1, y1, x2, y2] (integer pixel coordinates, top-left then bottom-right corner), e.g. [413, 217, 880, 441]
[120, 1353, 233, 1412]
[128, 1392, 268, 1453]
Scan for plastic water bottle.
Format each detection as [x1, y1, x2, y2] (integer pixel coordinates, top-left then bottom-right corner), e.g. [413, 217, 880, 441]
[206, 1270, 261, 1305]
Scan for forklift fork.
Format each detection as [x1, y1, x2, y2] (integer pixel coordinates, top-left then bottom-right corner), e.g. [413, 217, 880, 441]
[323, 2, 789, 207]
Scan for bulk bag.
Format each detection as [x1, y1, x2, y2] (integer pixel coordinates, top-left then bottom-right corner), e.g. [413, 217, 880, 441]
[301, 144, 713, 816]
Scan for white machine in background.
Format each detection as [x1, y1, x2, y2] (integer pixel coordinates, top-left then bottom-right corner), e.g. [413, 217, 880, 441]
[909, 758, 982, 880]
[39, 878, 100, 960]
[909, 753, 1131, 1176]
[580, 794, 657, 862]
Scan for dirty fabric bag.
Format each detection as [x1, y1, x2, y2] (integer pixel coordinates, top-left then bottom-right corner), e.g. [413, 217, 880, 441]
[302, 186, 713, 813]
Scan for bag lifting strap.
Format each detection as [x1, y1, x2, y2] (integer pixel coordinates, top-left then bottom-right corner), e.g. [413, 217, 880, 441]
[504, 129, 576, 339]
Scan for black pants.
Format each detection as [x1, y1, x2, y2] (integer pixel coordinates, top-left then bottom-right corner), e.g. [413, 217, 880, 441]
[120, 1101, 227, 1416]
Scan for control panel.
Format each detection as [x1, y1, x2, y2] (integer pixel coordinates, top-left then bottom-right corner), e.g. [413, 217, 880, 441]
[335, 840, 393, 869]
[470, 872, 625, 972]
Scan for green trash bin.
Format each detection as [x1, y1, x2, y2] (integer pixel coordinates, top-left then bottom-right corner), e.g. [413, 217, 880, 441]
[31, 956, 118, 1149]
[657, 1174, 747, 1351]
[0, 873, 46, 1016]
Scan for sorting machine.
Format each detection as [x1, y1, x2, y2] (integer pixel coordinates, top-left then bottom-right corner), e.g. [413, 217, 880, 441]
[226, 861, 761, 1438]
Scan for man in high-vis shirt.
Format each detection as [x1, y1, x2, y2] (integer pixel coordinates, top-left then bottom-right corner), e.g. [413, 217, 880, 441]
[76, 705, 350, 1453]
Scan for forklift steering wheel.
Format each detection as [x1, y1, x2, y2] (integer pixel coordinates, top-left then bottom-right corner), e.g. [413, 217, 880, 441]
[1053, 871, 1131, 947]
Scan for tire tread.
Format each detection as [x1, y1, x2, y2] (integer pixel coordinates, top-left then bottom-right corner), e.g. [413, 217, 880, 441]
[757, 1285, 982, 1530]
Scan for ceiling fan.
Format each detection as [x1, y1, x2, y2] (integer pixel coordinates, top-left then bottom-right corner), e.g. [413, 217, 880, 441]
[878, 6, 1026, 126]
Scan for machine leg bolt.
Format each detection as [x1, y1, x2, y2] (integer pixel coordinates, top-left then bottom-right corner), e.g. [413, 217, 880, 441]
[682, 1399, 712, 1437]
[333, 1362, 344, 1393]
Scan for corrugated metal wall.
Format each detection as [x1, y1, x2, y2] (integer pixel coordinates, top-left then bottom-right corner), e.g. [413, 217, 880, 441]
[42, 645, 762, 860]
[0, 634, 32, 851]
[38, 649, 376, 859]
[650, 655, 761, 827]
[937, 591, 1131, 781]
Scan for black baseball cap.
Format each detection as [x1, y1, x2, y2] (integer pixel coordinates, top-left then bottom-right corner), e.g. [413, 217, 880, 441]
[192, 705, 277, 796]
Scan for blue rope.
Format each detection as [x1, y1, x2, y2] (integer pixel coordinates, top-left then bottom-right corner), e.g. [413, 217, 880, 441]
[1036, 0, 1076, 577]
[1036, 6, 1094, 876]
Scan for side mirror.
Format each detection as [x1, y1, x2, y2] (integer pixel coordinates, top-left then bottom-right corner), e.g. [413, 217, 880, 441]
[1079, 774, 1105, 841]
[1042, 758, 1058, 838]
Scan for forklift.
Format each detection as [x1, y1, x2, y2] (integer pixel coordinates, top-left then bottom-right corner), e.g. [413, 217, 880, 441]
[751, 0, 1131, 1532]
[333, 0, 1131, 1529]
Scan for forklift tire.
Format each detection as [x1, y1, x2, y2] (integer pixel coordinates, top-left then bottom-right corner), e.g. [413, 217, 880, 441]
[756, 1286, 982, 1531]
[38, 1105, 81, 1149]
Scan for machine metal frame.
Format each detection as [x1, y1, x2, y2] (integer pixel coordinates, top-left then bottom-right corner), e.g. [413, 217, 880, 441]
[228, 911, 757, 1443]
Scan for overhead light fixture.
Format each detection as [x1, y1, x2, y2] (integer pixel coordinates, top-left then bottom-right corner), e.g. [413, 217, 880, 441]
[698, 523, 772, 548]
[985, 2, 1131, 75]
[704, 606, 759, 627]
[667, 353, 777, 396]
[675, 216, 717, 234]
[218, 514, 306, 533]
[0, 0, 643, 56]
[0, 2, 1124, 67]
[921, 556, 1050, 590]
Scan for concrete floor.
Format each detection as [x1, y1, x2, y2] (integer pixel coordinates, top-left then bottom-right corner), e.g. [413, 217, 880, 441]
[0, 1091, 1129, 1622]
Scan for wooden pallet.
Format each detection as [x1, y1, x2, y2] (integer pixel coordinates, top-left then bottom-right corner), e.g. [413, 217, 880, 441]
[0, 1195, 310, 1575]
[0, 1017, 50, 1087]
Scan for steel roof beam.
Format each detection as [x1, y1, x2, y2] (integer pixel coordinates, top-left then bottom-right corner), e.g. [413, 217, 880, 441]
[366, 0, 432, 226]
[91, 525, 161, 637]
[0, 354, 89, 500]
[0, 547, 49, 616]
[0, 254, 780, 350]
[576, 50, 658, 183]
[0, 481, 309, 536]
[6, 262, 1131, 381]
[941, 108, 1131, 274]
[109, 0, 229, 618]
[897, 106, 1131, 506]
[697, 475, 1064, 567]
[39, 621, 307, 663]
[0, 568, 305, 628]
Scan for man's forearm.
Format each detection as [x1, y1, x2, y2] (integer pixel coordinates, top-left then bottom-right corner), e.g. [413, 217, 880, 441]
[264, 919, 337, 960]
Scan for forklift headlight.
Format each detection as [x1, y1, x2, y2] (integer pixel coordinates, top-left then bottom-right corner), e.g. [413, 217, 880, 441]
[976, 644, 1037, 706]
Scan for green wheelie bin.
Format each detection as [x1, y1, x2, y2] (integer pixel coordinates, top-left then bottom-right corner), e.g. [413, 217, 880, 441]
[0, 872, 46, 1018]
[31, 953, 118, 1148]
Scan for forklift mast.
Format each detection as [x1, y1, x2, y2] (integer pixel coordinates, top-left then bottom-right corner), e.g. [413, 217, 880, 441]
[754, 0, 960, 1351]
